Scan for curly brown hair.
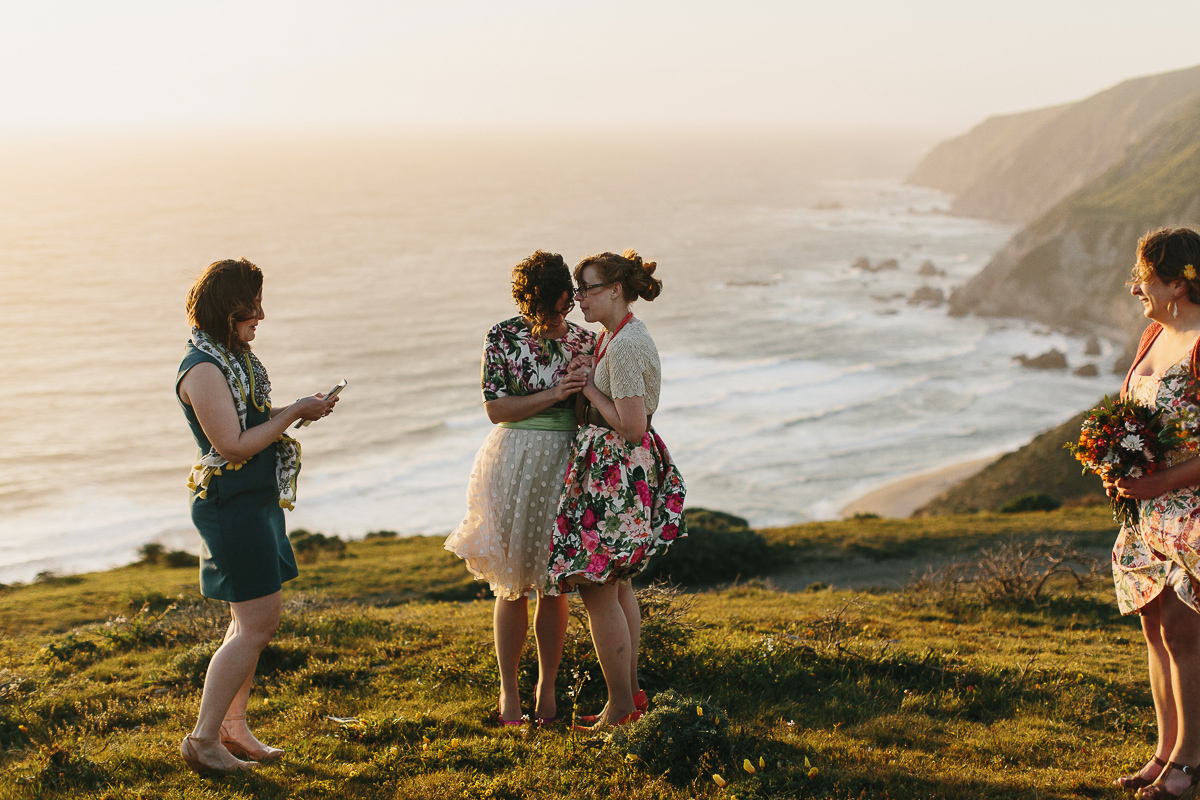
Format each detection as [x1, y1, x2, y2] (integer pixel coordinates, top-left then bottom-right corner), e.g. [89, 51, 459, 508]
[511, 250, 574, 338]
[186, 258, 263, 352]
[573, 249, 662, 302]
[1131, 227, 1200, 304]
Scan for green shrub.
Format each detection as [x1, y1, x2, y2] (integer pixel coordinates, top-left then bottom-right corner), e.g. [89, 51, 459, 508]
[171, 640, 310, 687]
[364, 530, 398, 540]
[164, 549, 200, 568]
[39, 634, 101, 666]
[999, 492, 1062, 513]
[137, 542, 199, 567]
[289, 529, 348, 563]
[610, 689, 731, 786]
[639, 508, 776, 585]
[171, 640, 220, 687]
[136, 542, 165, 564]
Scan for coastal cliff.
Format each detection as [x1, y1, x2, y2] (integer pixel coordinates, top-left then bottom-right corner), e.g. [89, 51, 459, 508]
[947, 95, 1200, 344]
[909, 64, 1200, 223]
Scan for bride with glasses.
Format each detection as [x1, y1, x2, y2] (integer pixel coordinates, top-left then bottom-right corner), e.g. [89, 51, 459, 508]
[547, 249, 687, 730]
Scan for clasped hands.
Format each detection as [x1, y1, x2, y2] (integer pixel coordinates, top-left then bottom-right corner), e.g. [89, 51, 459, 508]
[552, 355, 594, 401]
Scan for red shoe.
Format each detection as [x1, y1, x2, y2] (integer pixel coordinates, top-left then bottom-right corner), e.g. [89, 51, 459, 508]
[633, 690, 648, 713]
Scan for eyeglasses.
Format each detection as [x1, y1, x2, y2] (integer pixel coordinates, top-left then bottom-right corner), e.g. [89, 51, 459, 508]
[573, 280, 613, 298]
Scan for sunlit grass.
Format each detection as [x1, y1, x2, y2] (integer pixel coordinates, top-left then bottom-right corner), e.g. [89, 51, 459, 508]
[0, 508, 1150, 799]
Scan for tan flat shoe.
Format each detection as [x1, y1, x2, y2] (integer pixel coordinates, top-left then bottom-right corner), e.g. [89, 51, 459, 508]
[180, 735, 257, 774]
[220, 720, 284, 762]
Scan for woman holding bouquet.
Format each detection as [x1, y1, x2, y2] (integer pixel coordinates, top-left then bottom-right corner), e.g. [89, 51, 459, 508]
[1109, 228, 1200, 799]
[445, 251, 593, 726]
[547, 250, 687, 730]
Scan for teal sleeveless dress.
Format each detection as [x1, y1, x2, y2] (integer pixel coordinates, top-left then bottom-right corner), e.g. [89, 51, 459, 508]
[176, 343, 298, 602]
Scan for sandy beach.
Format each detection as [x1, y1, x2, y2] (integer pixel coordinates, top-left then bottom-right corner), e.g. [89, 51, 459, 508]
[839, 457, 997, 519]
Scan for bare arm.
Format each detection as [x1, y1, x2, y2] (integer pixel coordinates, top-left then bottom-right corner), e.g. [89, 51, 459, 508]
[1113, 455, 1200, 500]
[582, 371, 647, 443]
[178, 362, 337, 463]
[484, 369, 587, 424]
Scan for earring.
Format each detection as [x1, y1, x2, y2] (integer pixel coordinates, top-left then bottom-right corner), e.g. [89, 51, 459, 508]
[1174, 300, 1180, 319]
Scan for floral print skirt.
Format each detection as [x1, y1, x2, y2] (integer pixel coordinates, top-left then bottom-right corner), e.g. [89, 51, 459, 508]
[546, 426, 686, 594]
[445, 427, 575, 600]
[1113, 498, 1200, 615]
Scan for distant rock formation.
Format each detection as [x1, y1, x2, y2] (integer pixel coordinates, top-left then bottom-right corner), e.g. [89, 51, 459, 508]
[908, 286, 945, 306]
[852, 257, 900, 273]
[1014, 349, 1068, 370]
[909, 64, 1200, 223]
[948, 94, 1200, 348]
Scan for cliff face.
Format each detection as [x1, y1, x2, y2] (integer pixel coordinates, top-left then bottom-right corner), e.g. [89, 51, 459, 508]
[907, 104, 1068, 197]
[948, 95, 1200, 344]
[909, 64, 1200, 223]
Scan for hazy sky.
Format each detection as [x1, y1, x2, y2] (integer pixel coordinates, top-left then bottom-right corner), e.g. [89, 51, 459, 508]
[4, 0, 1200, 136]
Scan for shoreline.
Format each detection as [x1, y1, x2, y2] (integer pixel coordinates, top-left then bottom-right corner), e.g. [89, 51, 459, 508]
[839, 457, 997, 519]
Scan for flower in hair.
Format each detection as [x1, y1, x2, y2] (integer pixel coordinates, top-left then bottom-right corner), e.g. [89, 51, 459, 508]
[1185, 264, 1197, 280]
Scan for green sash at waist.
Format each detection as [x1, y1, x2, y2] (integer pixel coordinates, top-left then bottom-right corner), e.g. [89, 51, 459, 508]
[497, 407, 577, 431]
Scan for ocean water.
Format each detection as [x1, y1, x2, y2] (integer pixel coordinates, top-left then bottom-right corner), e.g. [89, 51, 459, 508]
[0, 131, 1121, 583]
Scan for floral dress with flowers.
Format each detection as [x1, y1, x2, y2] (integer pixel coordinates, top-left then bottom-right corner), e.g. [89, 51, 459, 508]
[1112, 356, 1200, 614]
[444, 316, 595, 600]
[546, 318, 687, 593]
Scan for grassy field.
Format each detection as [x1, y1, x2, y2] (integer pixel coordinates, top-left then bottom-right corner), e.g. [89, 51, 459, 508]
[0, 507, 1156, 799]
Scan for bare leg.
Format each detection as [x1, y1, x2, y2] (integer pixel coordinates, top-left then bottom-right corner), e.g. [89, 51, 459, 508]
[494, 595, 530, 721]
[221, 647, 280, 758]
[577, 582, 636, 726]
[533, 592, 568, 720]
[1118, 597, 1174, 786]
[1153, 589, 1200, 795]
[617, 581, 642, 695]
[188, 591, 281, 768]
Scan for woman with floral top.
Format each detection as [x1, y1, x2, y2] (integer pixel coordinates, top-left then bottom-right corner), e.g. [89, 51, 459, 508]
[547, 249, 687, 730]
[1109, 228, 1200, 799]
[445, 250, 594, 726]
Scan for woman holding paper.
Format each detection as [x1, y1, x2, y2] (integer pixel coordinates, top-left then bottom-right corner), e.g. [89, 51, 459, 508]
[445, 250, 594, 726]
[175, 258, 339, 772]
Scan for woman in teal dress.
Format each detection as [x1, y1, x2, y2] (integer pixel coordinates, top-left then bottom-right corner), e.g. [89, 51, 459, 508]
[176, 258, 339, 773]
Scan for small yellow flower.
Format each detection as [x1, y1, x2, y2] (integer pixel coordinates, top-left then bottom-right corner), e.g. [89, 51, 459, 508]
[697, 705, 703, 716]
[18, 725, 28, 733]
[804, 756, 812, 768]
[808, 767, 819, 778]
[759, 756, 766, 769]
[713, 774, 727, 788]
[450, 738, 461, 747]
[1185, 264, 1197, 280]
[743, 758, 756, 775]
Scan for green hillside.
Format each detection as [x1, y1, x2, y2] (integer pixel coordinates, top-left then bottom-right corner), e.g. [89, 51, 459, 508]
[909, 63, 1200, 223]
[948, 95, 1200, 345]
[915, 411, 1106, 516]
